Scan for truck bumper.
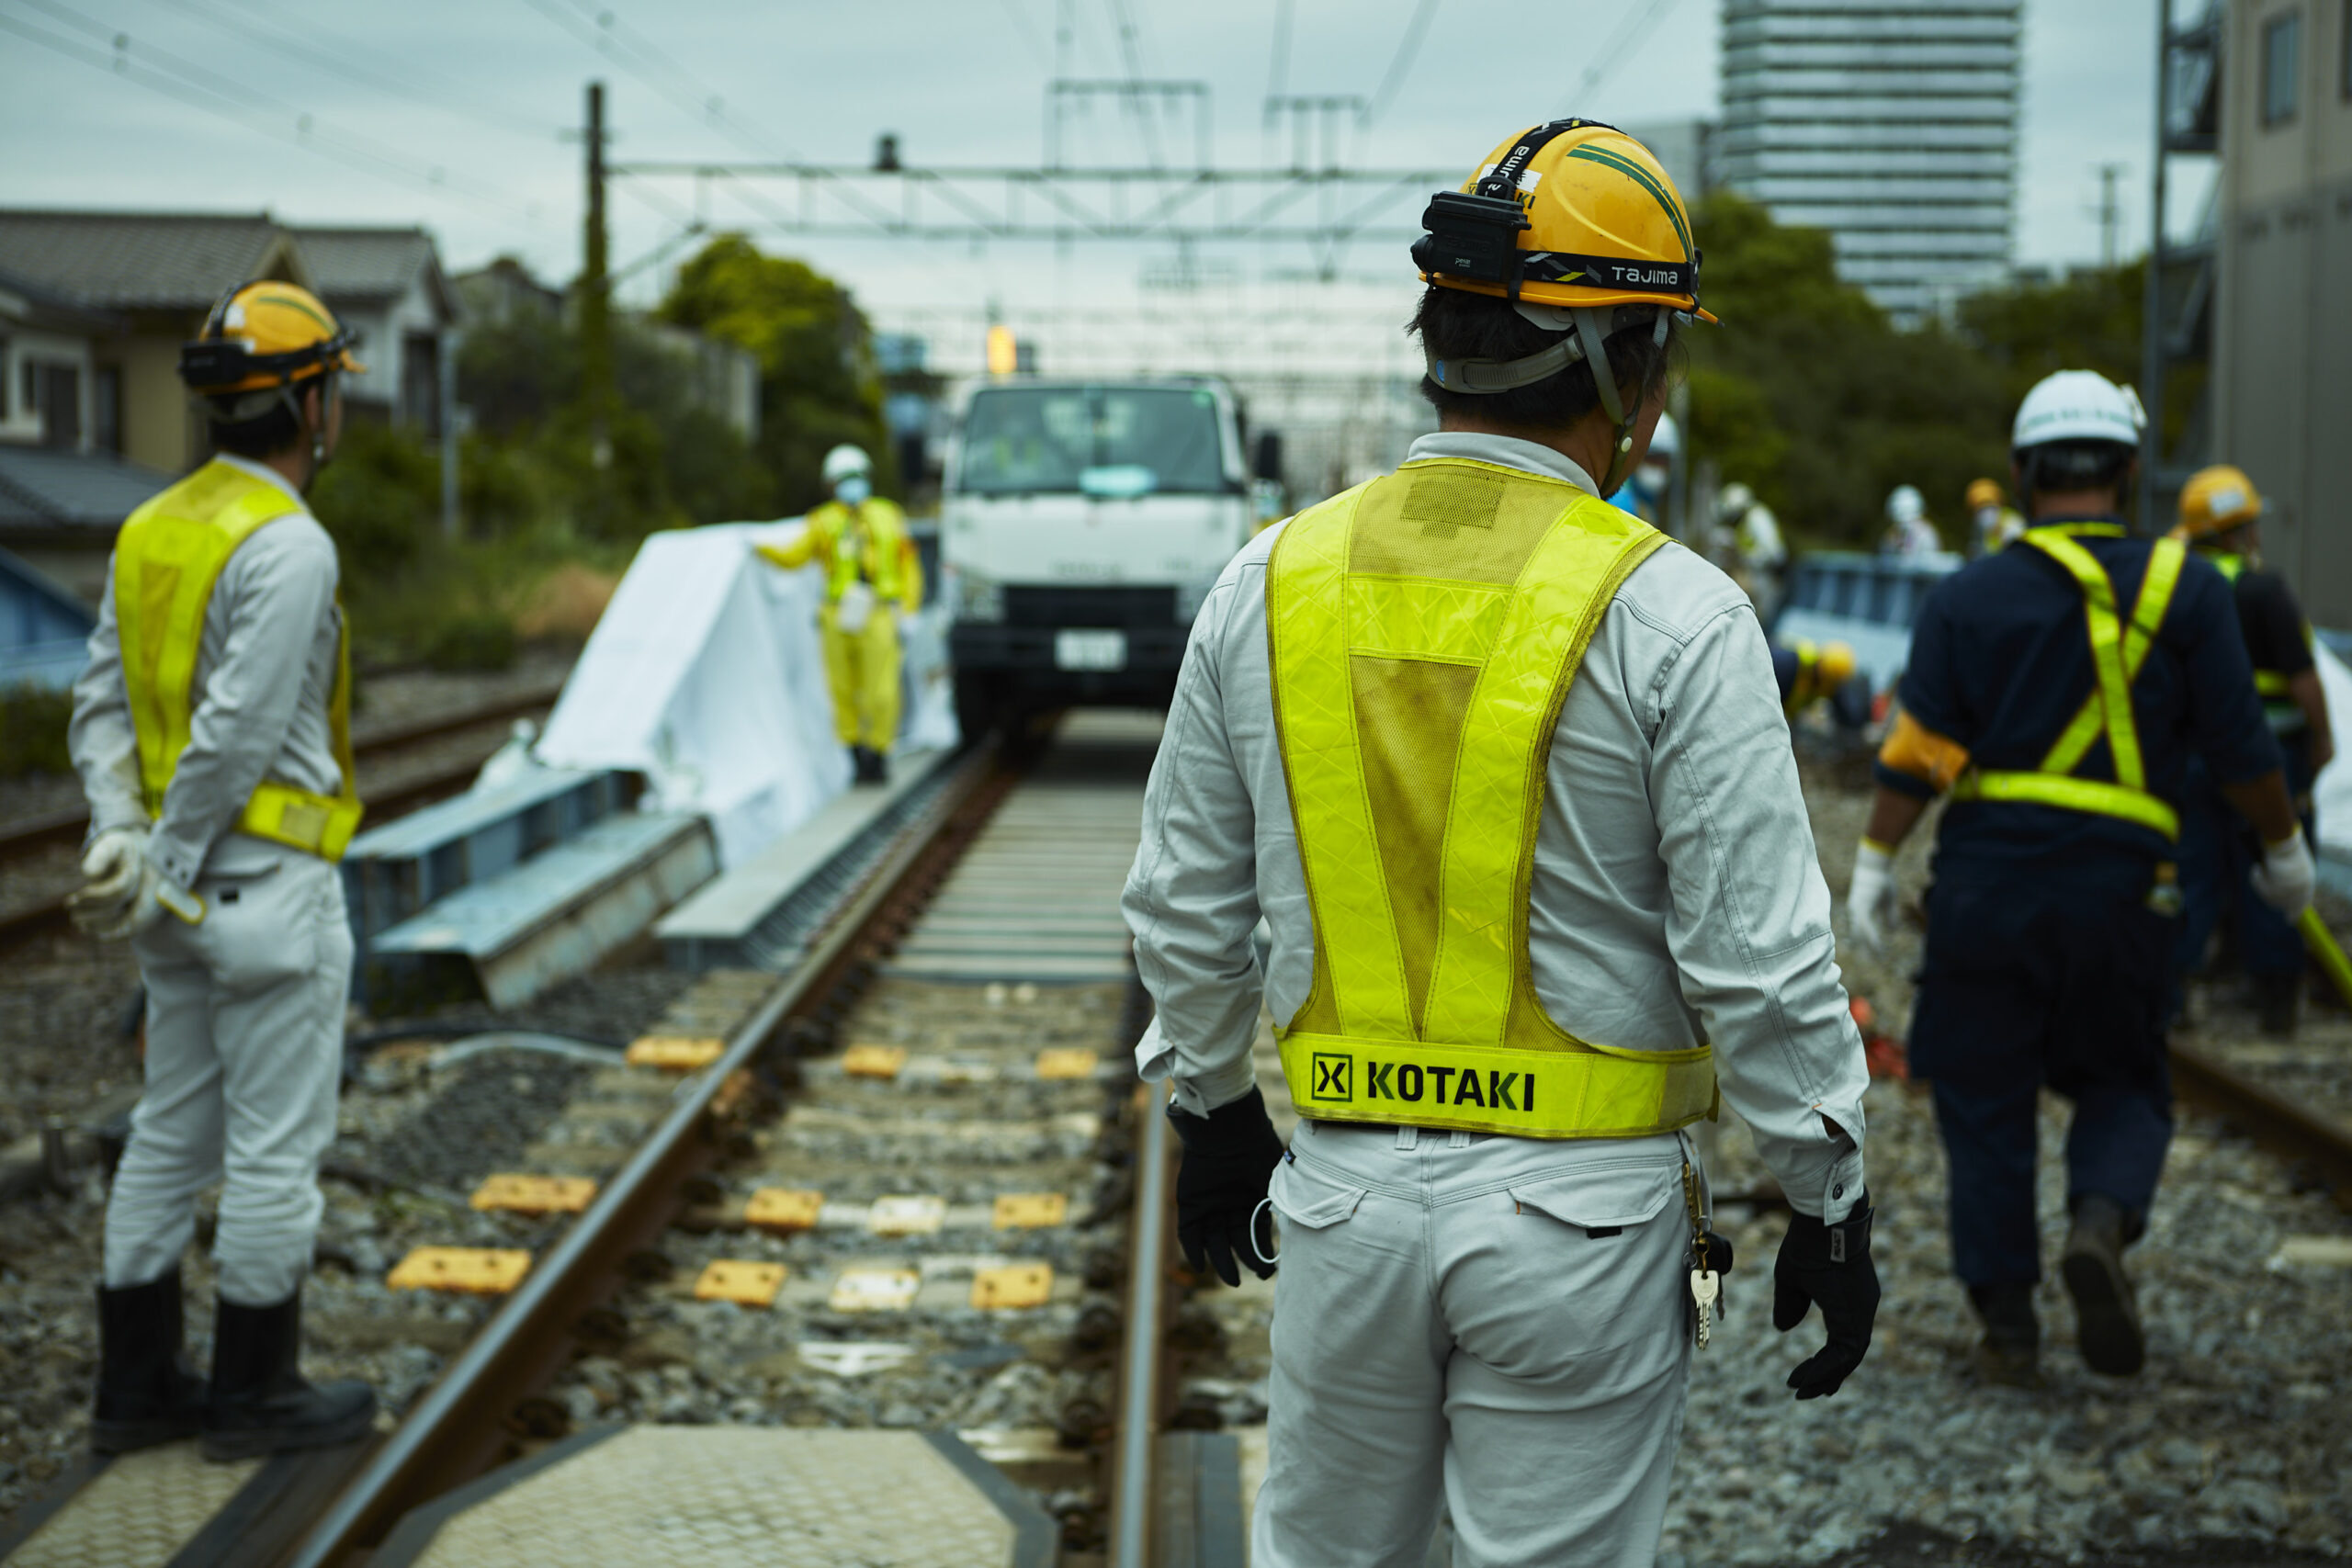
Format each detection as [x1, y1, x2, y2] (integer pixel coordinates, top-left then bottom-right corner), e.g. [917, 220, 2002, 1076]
[950, 622, 1188, 705]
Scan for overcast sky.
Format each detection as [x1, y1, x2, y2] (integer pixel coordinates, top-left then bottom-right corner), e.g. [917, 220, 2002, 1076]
[0, 0, 2176, 371]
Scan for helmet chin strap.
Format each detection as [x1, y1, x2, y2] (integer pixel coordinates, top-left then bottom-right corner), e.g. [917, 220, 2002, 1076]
[1570, 307, 1635, 495]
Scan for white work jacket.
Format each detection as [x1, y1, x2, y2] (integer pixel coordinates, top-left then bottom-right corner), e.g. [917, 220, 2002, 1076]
[1123, 432, 1870, 1221]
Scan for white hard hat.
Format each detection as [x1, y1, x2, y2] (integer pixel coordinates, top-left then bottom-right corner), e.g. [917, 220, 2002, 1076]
[1645, 411, 1679, 459]
[822, 444, 874, 484]
[1719, 481, 1754, 515]
[2010, 369, 2145, 451]
[1885, 485, 1925, 525]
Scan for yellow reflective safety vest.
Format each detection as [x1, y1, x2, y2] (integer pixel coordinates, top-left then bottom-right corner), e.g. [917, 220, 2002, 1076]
[1948, 523, 2186, 841]
[762, 498, 922, 608]
[1266, 457, 1717, 1139]
[114, 460, 363, 862]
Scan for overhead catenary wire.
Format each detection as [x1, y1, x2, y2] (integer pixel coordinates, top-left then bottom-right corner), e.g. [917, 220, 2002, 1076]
[992, 0, 1054, 73]
[514, 0, 797, 163]
[1562, 0, 1685, 114]
[1361, 0, 1441, 128]
[0, 0, 534, 219]
[1101, 0, 1163, 170]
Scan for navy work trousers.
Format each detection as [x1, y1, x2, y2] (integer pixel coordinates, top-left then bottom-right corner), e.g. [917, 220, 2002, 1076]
[1910, 870, 2176, 1288]
[2176, 737, 2316, 996]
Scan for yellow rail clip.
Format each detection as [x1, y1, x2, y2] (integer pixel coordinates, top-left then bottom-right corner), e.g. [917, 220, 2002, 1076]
[972, 1264, 1054, 1309]
[1035, 1048, 1099, 1080]
[694, 1259, 787, 1307]
[842, 1043, 910, 1079]
[387, 1247, 531, 1295]
[745, 1187, 825, 1232]
[829, 1268, 921, 1312]
[868, 1195, 946, 1236]
[469, 1174, 597, 1215]
[992, 1193, 1069, 1230]
[627, 1034, 724, 1070]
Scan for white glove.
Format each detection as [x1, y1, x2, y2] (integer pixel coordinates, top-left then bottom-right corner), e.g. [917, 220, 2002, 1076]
[65, 826, 148, 935]
[2250, 827, 2317, 917]
[1846, 839, 1898, 956]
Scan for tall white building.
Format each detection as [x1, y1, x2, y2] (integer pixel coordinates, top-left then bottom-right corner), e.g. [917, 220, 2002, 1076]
[1718, 0, 2023, 321]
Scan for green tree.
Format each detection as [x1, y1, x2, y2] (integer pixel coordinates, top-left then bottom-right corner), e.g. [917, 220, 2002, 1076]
[658, 234, 894, 513]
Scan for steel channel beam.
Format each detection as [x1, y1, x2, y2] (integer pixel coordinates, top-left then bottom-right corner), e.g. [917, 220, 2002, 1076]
[1110, 1083, 1172, 1568]
[2169, 1044, 2352, 1213]
[283, 748, 1005, 1567]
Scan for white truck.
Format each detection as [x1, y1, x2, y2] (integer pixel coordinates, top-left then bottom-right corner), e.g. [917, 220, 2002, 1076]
[939, 376, 1258, 737]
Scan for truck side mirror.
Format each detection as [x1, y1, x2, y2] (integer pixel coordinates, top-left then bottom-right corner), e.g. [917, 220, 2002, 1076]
[1253, 432, 1284, 484]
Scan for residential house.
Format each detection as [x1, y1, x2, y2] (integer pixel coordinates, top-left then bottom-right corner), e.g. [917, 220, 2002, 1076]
[291, 226, 461, 434]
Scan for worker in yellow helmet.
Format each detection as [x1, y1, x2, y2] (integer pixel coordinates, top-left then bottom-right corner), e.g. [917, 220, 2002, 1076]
[1124, 119, 1875, 1568]
[1966, 476, 2026, 556]
[2167, 464, 2334, 1032]
[64, 280, 377, 1459]
[756, 444, 923, 784]
[1774, 638, 1868, 728]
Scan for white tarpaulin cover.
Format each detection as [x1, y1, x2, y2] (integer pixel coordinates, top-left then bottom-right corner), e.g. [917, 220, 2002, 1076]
[2312, 641, 2352, 861]
[535, 521, 957, 869]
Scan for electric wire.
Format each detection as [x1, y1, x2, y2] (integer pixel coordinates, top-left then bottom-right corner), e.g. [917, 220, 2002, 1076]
[1361, 0, 1441, 128]
[1563, 0, 1684, 113]
[0, 0, 533, 219]
[1101, 0, 1163, 170]
[992, 0, 1054, 73]
[514, 0, 797, 163]
[1263, 0, 1293, 117]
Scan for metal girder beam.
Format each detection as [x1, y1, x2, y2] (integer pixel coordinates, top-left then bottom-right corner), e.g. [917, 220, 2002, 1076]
[607, 162, 1453, 243]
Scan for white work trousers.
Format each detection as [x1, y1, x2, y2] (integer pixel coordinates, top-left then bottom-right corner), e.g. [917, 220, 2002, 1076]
[1255, 1121, 1694, 1568]
[107, 845, 352, 1305]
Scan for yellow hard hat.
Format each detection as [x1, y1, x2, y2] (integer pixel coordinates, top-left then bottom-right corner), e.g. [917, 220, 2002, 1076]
[2177, 464, 2262, 539]
[1818, 642, 1858, 689]
[1965, 478, 2004, 511]
[1414, 119, 1715, 322]
[180, 279, 363, 396]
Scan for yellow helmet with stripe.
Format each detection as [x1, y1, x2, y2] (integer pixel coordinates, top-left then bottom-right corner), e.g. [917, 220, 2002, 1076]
[1413, 119, 1713, 321]
[179, 280, 363, 398]
[2174, 463, 2262, 540]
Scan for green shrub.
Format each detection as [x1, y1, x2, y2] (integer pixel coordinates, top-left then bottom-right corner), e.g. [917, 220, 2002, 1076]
[422, 612, 517, 672]
[0, 681, 74, 778]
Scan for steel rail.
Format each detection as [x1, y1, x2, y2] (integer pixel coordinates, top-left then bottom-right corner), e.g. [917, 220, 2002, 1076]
[283, 746, 1009, 1567]
[1110, 1083, 1173, 1568]
[0, 681, 565, 863]
[2169, 1042, 2352, 1213]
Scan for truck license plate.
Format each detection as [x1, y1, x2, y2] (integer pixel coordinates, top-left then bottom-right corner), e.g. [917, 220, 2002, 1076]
[1055, 629, 1127, 671]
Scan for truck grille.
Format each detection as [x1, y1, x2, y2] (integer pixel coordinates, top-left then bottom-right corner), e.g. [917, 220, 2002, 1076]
[1002, 586, 1176, 628]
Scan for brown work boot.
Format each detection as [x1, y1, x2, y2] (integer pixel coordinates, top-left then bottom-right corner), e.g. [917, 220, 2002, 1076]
[1966, 1282, 2044, 1389]
[2062, 1195, 2145, 1376]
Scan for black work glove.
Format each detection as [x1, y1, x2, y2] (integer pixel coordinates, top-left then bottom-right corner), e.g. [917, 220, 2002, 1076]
[1167, 1088, 1286, 1287]
[1771, 1194, 1879, 1399]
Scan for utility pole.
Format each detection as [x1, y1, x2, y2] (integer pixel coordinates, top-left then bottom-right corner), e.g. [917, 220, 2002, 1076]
[2097, 162, 2125, 269]
[581, 80, 614, 468]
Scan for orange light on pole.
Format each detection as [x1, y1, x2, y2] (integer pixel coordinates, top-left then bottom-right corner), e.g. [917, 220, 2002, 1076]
[985, 324, 1018, 377]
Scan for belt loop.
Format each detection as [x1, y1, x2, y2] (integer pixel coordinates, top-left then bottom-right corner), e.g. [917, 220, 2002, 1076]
[1447, 1129, 1471, 1149]
[1394, 1124, 1419, 1152]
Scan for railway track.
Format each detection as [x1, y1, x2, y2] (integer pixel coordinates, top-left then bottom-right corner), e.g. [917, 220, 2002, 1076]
[3, 715, 1200, 1568]
[0, 681, 565, 954]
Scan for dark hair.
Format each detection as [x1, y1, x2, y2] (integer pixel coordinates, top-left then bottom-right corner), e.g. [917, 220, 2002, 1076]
[2017, 438, 2136, 503]
[1409, 285, 1678, 430]
[204, 373, 331, 460]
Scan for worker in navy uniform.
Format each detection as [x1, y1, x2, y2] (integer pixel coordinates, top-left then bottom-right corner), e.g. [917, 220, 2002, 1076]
[1847, 371, 2310, 1385]
[2167, 464, 2334, 1035]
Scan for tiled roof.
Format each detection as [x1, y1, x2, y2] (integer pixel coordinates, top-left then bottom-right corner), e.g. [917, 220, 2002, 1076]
[0, 211, 302, 311]
[0, 444, 175, 531]
[288, 226, 445, 306]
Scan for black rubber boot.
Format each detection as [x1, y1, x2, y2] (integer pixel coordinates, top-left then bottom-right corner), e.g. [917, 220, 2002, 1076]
[201, 1290, 376, 1461]
[2062, 1194, 2146, 1376]
[2252, 971, 2301, 1037]
[1966, 1281, 2043, 1389]
[867, 748, 890, 784]
[92, 1271, 204, 1453]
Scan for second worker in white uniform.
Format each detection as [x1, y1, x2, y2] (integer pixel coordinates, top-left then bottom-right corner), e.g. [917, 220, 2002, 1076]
[1125, 121, 1879, 1567]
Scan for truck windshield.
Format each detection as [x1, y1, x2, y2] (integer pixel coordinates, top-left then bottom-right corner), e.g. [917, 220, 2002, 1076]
[956, 386, 1229, 495]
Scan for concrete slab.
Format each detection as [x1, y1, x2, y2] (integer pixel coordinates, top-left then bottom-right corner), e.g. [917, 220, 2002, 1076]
[0, 1444, 257, 1567]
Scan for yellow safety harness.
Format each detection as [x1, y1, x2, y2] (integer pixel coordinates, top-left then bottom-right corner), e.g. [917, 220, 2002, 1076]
[114, 460, 363, 862]
[2202, 549, 2308, 725]
[1948, 523, 2186, 840]
[1266, 457, 1717, 1139]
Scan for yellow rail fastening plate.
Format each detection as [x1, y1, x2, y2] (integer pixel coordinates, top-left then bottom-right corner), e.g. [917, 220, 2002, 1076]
[972, 1264, 1054, 1309]
[627, 1034, 725, 1070]
[868, 1195, 946, 1235]
[694, 1259, 787, 1307]
[1035, 1048, 1099, 1079]
[829, 1268, 921, 1312]
[745, 1187, 825, 1232]
[842, 1043, 910, 1079]
[469, 1174, 598, 1214]
[992, 1192, 1069, 1229]
[387, 1247, 532, 1294]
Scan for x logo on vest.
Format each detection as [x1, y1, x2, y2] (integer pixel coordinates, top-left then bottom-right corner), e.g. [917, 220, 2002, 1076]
[1311, 1054, 1351, 1101]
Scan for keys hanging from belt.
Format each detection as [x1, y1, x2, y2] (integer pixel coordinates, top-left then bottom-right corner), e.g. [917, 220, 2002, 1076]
[1682, 1154, 1736, 1349]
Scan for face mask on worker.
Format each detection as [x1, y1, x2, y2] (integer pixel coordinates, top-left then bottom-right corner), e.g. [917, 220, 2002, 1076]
[836, 475, 872, 507]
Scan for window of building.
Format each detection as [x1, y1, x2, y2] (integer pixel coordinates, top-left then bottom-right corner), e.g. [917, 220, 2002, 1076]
[35, 362, 82, 449]
[94, 365, 122, 454]
[2263, 8, 2302, 126]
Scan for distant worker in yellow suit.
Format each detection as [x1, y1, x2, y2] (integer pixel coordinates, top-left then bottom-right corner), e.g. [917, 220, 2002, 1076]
[757, 444, 922, 784]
